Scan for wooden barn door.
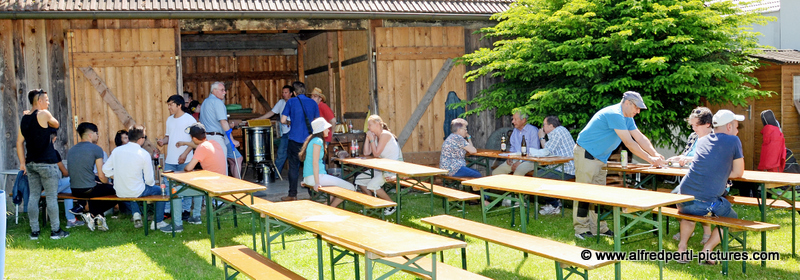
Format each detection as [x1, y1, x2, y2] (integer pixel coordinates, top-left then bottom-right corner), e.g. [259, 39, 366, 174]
[706, 101, 756, 169]
[67, 28, 177, 153]
[375, 27, 467, 153]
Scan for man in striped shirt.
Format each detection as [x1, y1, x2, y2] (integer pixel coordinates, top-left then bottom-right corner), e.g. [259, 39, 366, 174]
[536, 115, 576, 215]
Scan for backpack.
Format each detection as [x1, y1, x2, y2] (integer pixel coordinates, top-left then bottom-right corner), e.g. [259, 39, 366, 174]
[785, 148, 800, 173]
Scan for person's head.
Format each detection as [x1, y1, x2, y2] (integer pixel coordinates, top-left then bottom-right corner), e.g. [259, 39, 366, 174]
[183, 91, 193, 103]
[127, 125, 147, 145]
[620, 91, 647, 118]
[687, 107, 713, 137]
[210, 82, 226, 99]
[511, 110, 528, 130]
[712, 110, 744, 136]
[367, 115, 390, 134]
[450, 118, 469, 137]
[292, 81, 306, 96]
[166, 94, 185, 116]
[282, 85, 295, 100]
[542, 116, 562, 134]
[188, 123, 207, 145]
[77, 122, 99, 142]
[115, 130, 129, 147]
[28, 89, 49, 109]
[310, 87, 326, 104]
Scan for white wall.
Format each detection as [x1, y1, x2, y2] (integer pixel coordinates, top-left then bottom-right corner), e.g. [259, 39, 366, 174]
[753, 3, 800, 50]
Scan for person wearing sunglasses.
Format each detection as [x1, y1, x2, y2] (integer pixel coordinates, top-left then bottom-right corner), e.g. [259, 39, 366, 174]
[675, 110, 745, 265]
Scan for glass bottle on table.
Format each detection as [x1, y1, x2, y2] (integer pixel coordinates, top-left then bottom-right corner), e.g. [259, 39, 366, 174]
[500, 135, 508, 152]
[520, 136, 528, 157]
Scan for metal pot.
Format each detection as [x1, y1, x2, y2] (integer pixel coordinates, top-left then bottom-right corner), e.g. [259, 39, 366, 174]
[243, 126, 274, 164]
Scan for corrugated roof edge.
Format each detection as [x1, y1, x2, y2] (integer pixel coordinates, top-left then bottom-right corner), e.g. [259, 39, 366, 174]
[0, 10, 499, 20]
[751, 49, 800, 64]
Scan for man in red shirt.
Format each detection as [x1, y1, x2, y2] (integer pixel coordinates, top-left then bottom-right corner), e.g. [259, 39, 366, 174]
[310, 87, 335, 144]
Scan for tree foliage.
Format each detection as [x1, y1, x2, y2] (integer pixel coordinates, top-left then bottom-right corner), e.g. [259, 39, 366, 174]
[459, 0, 774, 149]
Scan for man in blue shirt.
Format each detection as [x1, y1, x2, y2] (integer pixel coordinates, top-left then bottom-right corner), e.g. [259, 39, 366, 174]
[572, 91, 666, 240]
[675, 110, 744, 264]
[280, 81, 319, 201]
[491, 110, 540, 176]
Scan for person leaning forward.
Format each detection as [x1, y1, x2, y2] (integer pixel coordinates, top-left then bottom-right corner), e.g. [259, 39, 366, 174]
[572, 91, 666, 240]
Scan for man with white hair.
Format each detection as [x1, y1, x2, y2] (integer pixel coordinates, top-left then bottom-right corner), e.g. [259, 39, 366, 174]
[491, 110, 540, 176]
[198, 81, 239, 175]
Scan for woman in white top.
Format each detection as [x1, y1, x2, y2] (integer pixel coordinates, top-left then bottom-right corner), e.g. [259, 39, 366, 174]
[355, 115, 402, 216]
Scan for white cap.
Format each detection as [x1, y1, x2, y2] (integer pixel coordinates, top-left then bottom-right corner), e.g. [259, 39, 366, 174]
[311, 117, 332, 134]
[712, 110, 745, 128]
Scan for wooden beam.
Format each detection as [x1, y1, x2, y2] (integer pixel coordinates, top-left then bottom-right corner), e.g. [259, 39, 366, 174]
[77, 66, 158, 153]
[303, 54, 368, 76]
[180, 19, 366, 32]
[327, 32, 336, 116]
[182, 71, 296, 82]
[377, 46, 465, 61]
[368, 19, 381, 115]
[337, 31, 346, 116]
[181, 49, 297, 57]
[72, 51, 176, 67]
[397, 58, 456, 148]
[244, 80, 271, 111]
[297, 40, 305, 83]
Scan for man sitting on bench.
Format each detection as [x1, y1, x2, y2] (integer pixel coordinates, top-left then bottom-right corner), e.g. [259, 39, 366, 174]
[103, 125, 166, 229]
[67, 122, 116, 231]
[676, 110, 745, 265]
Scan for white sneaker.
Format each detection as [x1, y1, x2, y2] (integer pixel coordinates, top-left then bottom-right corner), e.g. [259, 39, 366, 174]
[96, 215, 109, 231]
[383, 206, 396, 216]
[82, 213, 96, 231]
[133, 213, 143, 228]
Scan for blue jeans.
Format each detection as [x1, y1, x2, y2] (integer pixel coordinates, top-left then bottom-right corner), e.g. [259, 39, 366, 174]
[452, 166, 482, 178]
[678, 197, 737, 219]
[163, 163, 201, 226]
[127, 185, 167, 223]
[56, 177, 75, 221]
[535, 170, 575, 208]
[275, 134, 289, 174]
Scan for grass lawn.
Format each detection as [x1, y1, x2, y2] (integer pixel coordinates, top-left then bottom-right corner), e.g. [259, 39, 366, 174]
[5, 188, 800, 279]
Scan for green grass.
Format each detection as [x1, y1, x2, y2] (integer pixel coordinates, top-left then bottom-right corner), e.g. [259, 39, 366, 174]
[6, 190, 800, 279]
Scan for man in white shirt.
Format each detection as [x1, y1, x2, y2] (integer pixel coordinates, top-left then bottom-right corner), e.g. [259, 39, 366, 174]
[156, 95, 199, 231]
[102, 125, 166, 229]
[253, 85, 294, 175]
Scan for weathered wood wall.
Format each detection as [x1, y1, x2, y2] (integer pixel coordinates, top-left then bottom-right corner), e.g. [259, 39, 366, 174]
[1, 19, 178, 172]
[464, 28, 511, 149]
[182, 55, 297, 115]
[375, 26, 467, 153]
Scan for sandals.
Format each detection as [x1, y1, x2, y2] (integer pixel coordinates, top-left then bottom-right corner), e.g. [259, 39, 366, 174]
[700, 234, 711, 245]
[675, 251, 691, 264]
[699, 259, 717, 266]
[672, 232, 695, 241]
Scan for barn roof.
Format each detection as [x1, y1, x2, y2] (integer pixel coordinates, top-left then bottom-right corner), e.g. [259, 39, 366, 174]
[752, 49, 800, 64]
[0, 0, 513, 19]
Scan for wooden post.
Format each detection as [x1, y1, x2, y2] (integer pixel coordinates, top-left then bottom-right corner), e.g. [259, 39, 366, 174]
[327, 32, 336, 115]
[337, 31, 346, 117]
[368, 19, 382, 115]
[297, 40, 305, 83]
[244, 80, 272, 111]
[396, 58, 455, 148]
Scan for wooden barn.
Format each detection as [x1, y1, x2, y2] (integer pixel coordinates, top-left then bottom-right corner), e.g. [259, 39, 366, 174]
[706, 49, 800, 170]
[0, 0, 515, 172]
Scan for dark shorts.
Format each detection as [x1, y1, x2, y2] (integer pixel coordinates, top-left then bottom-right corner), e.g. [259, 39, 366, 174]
[678, 197, 737, 219]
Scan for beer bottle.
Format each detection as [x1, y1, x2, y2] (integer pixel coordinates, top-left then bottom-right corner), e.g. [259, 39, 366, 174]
[520, 136, 528, 157]
[500, 136, 507, 152]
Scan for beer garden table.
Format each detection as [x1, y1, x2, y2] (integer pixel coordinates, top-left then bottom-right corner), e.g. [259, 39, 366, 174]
[161, 170, 266, 265]
[334, 157, 448, 222]
[605, 164, 800, 262]
[249, 200, 466, 280]
[462, 174, 694, 280]
[467, 149, 573, 179]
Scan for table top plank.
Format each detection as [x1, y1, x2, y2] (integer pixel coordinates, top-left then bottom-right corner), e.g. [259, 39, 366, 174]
[162, 170, 266, 196]
[336, 158, 447, 177]
[250, 200, 465, 258]
[462, 174, 693, 209]
[469, 149, 572, 165]
[605, 164, 800, 188]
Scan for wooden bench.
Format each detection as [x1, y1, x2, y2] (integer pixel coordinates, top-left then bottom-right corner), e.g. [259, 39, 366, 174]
[655, 188, 800, 210]
[211, 245, 306, 280]
[421, 215, 617, 280]
[438, 175, 475, 191]
[387, 178, 479, 218]
[301, 183, 396, 219]
[55, 193, 168, 235]
[320, 235, 491, 280]
[655, 207, 779, 275]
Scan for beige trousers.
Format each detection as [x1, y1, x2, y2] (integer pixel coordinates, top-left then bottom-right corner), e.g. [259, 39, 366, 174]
[492, 161, 536, 176]
[572, 145, 609, 235]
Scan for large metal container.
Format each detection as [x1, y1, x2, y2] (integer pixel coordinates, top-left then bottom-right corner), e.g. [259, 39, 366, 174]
[242, 126, 274, 164]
